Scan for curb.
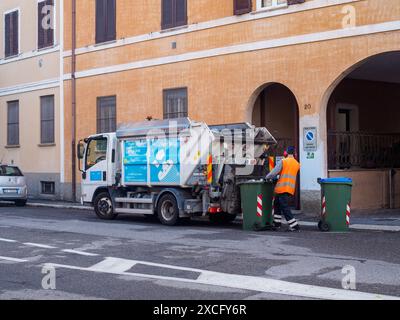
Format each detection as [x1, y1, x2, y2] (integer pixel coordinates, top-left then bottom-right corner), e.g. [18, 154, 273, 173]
[27, 202, 91, 211]
[233, 216, 400, 232]
[25, 202, 400, 232]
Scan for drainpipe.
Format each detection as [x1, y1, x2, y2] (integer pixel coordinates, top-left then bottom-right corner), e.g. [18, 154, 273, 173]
[71, 0, 77, 202]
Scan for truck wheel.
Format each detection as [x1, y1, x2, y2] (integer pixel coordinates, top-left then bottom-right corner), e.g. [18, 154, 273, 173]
[15, 200, 27, 207]
[94, 192, 117, 220]
[157, 194, 179, 226]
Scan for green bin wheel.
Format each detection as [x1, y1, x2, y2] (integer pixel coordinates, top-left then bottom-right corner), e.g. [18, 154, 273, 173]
[318, 220, 330, 232]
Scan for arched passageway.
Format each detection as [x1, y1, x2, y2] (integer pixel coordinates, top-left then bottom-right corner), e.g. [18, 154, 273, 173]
[326, 51, 400, 210]
[251, 83, 300, 209]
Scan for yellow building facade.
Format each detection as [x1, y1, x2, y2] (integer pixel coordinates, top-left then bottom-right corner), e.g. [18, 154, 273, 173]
[0, 0, 63, 199]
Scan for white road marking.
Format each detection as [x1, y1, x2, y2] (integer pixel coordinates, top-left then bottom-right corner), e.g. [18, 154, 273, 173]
[0, 256, 28, 263]
[23, 243, 57, 249]
[88, 257, 137, 272]
[0, 238, 18, 243]
[62, 249, 99, 257]
[47, 257, 400, 301]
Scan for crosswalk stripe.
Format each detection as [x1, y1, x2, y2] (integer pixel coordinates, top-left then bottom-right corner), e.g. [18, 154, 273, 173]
[0, 256, 28, 263]
[0, 238, 17, 243]
[23, 243, 57, 249]
[62, 249, 99, 257]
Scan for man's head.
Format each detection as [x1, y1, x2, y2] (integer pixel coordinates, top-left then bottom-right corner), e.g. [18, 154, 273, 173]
[284, 146, 296, 157]
[287, 146, 296, 155]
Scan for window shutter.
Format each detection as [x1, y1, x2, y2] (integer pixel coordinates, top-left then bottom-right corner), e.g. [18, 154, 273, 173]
[234, 0, 252, 15]
[38, 1, 45, 49]
[162, 0, 174, 30]
[5, 13, 11, 57]
[106, 0, 116, 41]
[96, 0, 106, 43]
[7, 101, 19, 146]
[175, 0, 187, 27]
[41, 96, 55, 144]
[46, 0, 54, 47]
[12, 11, 19, 56]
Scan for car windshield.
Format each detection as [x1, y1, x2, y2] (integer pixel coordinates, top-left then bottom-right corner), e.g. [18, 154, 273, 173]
[0, 165, 23, 177]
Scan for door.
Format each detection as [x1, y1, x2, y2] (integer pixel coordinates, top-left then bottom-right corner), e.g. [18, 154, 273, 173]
[82, 136, 108, 202]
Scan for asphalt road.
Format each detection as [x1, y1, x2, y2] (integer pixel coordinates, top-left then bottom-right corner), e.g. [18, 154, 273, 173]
[0, 204, 399, 300]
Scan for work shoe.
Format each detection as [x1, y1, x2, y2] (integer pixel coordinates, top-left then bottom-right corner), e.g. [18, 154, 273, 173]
[287, 225, 300, 232]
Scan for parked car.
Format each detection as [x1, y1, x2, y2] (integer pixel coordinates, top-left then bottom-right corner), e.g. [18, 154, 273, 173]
[0, 165, 28, 207]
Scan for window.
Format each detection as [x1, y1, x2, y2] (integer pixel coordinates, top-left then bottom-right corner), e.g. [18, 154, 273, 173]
[41, 181, 55, 195]
[38, 0, 54, 49]
[163, 88, 188, 119]
[40, 95, 55, 144]
[95, 0, 116, 44]
[7, 101, 19, 146]
[162, 0, 187, 30]
[256, 0, 288, 10]
[234, 0, 252, 15]
[85, 138, 108, 170]
[4, 10, 19, 58]
[97, 96, 116, 133]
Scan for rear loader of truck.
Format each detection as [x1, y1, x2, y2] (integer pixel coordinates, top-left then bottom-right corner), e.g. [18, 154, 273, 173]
[77, 118, 276, 226]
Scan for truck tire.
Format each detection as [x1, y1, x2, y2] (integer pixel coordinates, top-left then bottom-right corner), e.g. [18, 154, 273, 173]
[157, 194, 180, 226]
[94, 192, 118, 220]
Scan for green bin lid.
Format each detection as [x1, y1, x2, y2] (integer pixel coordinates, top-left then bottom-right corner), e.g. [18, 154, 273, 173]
[318, 177, 353, 185]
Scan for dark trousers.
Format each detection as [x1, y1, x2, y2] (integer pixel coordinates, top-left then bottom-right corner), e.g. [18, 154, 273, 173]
[274, 193, 299, 228]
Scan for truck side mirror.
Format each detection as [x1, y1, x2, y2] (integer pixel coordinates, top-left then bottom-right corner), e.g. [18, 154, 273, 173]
[77, 142, 85, 160]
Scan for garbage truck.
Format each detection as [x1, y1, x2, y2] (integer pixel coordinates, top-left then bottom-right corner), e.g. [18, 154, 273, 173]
[77, 118, 276, 226]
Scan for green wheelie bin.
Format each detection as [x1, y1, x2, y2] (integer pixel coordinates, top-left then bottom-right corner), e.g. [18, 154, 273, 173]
[239, 180, 275, 231]
[318, 178, 353, 232]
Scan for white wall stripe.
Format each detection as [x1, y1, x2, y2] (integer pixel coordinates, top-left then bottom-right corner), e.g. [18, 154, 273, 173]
[63, 0, 362, 58]
[59, 0, 65, 184]
[63, 20, 400, 81]
[0, 78, 59, 97]
[0, 46, 60, 66]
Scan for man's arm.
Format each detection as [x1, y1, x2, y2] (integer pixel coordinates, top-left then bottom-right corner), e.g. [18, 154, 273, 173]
[266, 161, 283, 180]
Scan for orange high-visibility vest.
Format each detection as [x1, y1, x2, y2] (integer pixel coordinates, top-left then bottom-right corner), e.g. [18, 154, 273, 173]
[275, 157, 300, 196]
[268, 157, 275, 172]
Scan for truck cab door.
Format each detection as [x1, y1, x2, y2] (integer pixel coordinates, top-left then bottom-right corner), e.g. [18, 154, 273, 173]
[81, 136, 109, 203]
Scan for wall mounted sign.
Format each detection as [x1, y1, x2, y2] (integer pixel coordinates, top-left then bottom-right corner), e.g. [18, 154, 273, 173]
[303, 127, 317, 152]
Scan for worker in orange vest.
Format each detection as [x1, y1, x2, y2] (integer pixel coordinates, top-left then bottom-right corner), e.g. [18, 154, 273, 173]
[266, 146, 301, 232]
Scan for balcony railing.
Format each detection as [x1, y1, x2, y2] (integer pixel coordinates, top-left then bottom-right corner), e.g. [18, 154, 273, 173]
[328, 131, 400, 170]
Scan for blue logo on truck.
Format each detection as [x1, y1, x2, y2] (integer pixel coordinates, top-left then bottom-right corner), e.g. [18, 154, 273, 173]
[124, 140, 148, 183]
[149, 138, 180, 184]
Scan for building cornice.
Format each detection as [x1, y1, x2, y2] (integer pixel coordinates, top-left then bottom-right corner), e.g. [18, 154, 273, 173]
[63, 0, 363, 58]
[63, 20, 400, 81]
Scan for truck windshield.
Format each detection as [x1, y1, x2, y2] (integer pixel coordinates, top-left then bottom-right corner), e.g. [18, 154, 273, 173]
[0, 165, 23, 177]
[85, 138, 108, 170]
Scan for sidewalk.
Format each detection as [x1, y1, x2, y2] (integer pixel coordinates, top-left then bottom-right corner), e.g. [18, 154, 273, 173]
[295, 209, 400, 232]
[25, 199, 400, 232]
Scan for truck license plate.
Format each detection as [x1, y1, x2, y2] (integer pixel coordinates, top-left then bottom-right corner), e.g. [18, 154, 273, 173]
[3, 189, 18, 194]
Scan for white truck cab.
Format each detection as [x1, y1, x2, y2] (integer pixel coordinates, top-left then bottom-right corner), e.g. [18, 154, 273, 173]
[79, 133, 116, 205]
